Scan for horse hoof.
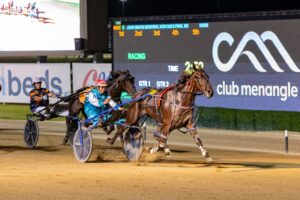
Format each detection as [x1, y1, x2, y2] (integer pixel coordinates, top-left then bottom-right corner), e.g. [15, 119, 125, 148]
[106, 138, 113, 145]
[205, 157, 213, 163]
[164, 148, 171, 157]
[150, 146, 159, 154]
[61, 137, 69, 145]
[144, 146, 151, 152]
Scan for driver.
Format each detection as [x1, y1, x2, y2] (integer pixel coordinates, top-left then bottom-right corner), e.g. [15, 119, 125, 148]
[29, 77, 58, 119]
[84, 79, 123, 127]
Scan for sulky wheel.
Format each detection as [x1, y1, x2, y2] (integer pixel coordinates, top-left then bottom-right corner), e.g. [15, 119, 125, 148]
[24, 119, 39, 148]
[73, 126, 93, 163]
[123, 128, 144, 161]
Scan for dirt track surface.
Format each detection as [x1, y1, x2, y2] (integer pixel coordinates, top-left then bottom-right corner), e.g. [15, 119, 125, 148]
[1, 120, 300, 200]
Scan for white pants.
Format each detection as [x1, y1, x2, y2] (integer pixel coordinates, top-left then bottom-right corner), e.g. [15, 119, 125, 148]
[33, 106, 50, 118]
[33, 106, 46, 114]
[33, 106, 69, 117]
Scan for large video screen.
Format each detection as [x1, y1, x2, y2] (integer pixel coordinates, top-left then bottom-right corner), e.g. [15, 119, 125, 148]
[113, 18, 300, 111]
[0, 0, 79, 51]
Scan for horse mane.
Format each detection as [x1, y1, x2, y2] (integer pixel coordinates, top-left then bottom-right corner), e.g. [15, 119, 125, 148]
[107, 70, 135, 91]
[177, 67, 208, 85]
[106, 71, 119, 86]
[106, 70, 129, 87]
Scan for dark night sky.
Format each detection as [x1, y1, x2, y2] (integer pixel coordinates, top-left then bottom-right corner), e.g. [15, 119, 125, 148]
[107, 0, 300, 18]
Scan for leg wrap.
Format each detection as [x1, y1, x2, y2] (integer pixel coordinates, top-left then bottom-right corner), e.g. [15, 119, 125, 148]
[164, 148, 171, 156]
[199, 146, 207, 157]
[153, 131, 167, 140]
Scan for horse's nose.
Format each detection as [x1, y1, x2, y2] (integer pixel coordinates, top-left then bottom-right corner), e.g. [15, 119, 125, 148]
[207, 89, 213, 97]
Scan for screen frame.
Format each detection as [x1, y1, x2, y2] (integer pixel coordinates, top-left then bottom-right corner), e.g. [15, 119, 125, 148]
[0, 0, 83, 56]
[111, 10, 300, 112]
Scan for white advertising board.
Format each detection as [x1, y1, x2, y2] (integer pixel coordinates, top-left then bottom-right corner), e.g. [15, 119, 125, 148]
[0, 63, 71, 103]
[72, 63, 112, 91]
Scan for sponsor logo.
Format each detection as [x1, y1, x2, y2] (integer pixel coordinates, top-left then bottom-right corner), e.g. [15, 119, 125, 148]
[212, 31, 300, 72]
[82, 69, 106, 87]
[0, 70, 62, 96]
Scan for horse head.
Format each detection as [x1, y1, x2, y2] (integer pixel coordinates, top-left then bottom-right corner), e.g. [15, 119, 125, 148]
[189, 67, 213, 98]
[107, 70, 136, 97]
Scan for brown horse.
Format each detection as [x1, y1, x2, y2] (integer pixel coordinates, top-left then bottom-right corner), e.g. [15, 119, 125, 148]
[63, 70, 136, 144]
[107, 65, 214, 162]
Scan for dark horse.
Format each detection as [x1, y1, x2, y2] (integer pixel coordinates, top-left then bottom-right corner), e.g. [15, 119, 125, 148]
[107, 65, 214, 162]
[0, 83, 1, 92]
[63, 70, 136, 144]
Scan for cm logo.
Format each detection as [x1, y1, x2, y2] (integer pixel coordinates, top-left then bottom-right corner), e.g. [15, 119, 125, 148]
[212, 31, 300, 73]
[82, 69, 106, 87]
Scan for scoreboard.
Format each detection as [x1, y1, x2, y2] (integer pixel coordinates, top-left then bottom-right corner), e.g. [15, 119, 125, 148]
[113, 21, 212, 88]
[112, 18, 300, 111]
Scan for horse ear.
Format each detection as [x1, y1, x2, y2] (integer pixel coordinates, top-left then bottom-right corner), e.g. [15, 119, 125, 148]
[126, 69, 130, 74]
[116, 70, 122, 76]
[110, 71, 118, 78]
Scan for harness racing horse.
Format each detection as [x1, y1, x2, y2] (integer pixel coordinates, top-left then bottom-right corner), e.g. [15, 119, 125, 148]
[107, 65, 214, 162]
[64, 70, 136, 144]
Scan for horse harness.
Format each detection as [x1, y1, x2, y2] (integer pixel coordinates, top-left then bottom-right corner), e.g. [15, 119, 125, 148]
[142, 85, 196, 130]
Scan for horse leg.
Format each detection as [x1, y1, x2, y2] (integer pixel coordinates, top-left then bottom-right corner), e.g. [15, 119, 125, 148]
[150, 124, 171, 156]
[102, 110, 122, 135]
[63, 99, 81, 144]
[107, 125, 127, 145]
[63, 110, 78, 144]
[150, 140, 171, 156]
[63, 117, 71, 144]
[102, 124, 115, 135]
[107, 102, 140, 145]
[187, 125, 212, 162]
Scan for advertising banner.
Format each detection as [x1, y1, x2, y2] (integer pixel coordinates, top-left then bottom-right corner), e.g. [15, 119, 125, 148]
[0, 63, 71, 103]
[72, 63, 112, 91]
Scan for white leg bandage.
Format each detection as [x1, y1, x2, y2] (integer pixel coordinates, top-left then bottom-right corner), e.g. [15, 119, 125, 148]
[199, 146, 207, 157]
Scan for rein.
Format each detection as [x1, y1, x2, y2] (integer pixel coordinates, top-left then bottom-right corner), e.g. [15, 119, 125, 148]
[180, 91, 203, 96]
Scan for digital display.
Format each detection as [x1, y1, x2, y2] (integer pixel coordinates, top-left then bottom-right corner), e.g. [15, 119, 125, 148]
[113, 18, 300, 111]
[0, 0, 79, 51]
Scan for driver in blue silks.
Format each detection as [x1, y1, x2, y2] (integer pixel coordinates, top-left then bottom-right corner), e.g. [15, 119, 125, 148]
[84, 79, 123, 127]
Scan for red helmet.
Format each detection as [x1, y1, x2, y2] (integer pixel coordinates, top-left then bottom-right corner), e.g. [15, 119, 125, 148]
[95, 79, 108, 87]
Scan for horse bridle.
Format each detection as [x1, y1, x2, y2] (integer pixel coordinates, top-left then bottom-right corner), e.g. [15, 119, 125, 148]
[182, 71, 209, 96]
[108, 74, 135, 97]
[195, 71, 210, 94]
